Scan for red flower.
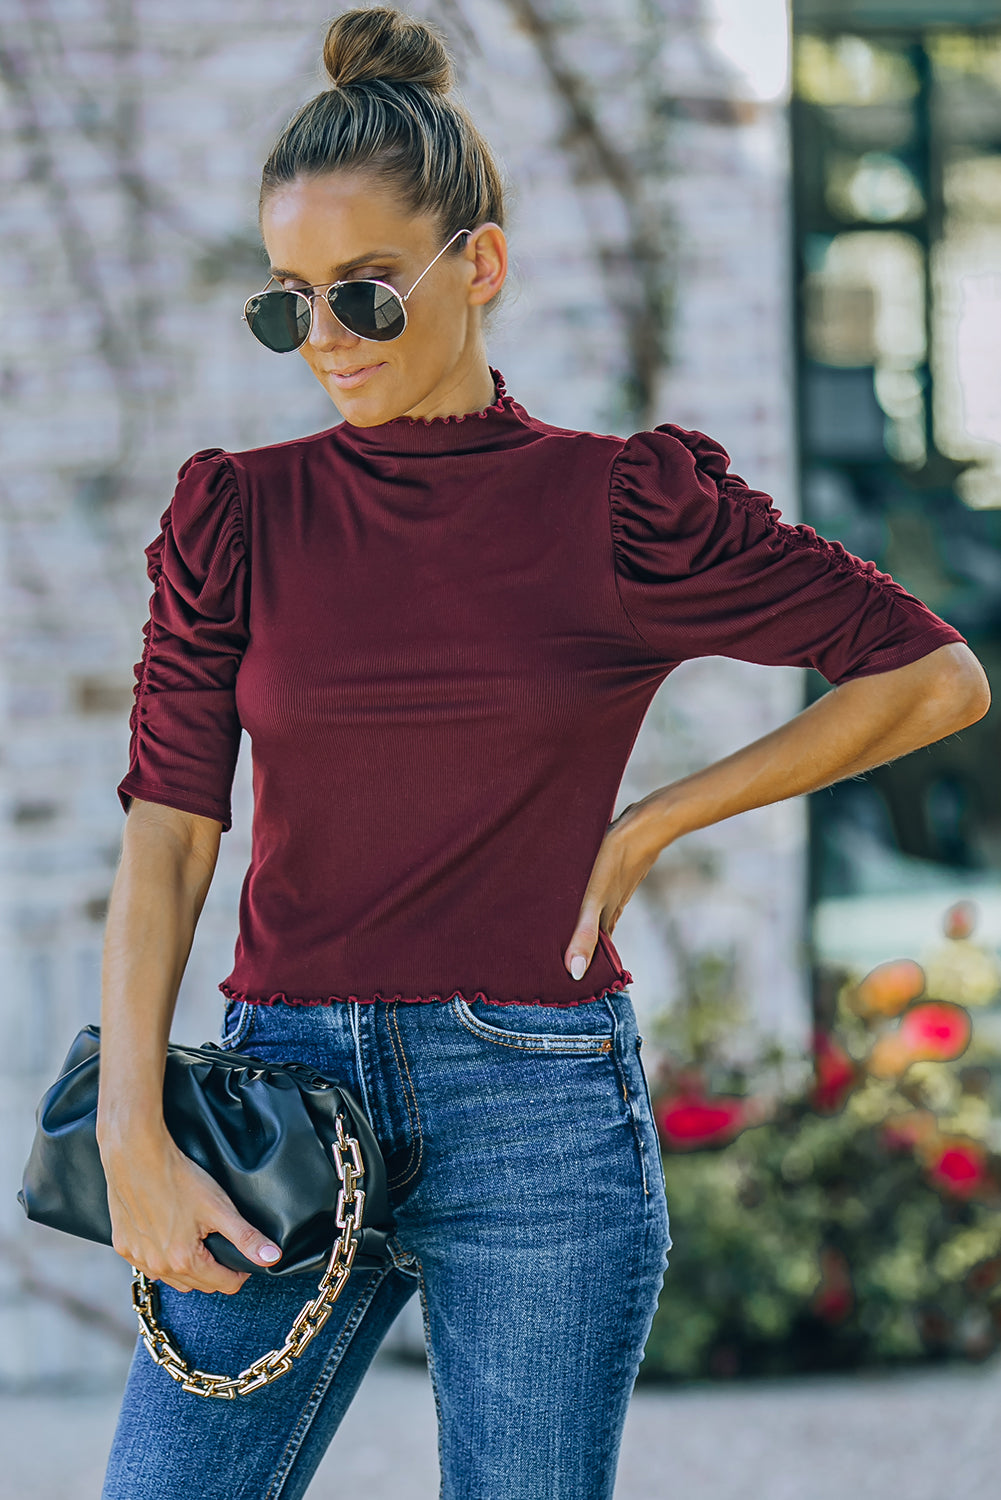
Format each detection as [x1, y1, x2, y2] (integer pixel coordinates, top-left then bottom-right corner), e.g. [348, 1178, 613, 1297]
[810, 1031, 857, 1114]
[811, 1247, 854, 1324]
[868, 1001, 972, 1077]
[927, 1138, 991, 1200]
[655, 1093, 748, 1151]
[899, 1003, 972, 1062]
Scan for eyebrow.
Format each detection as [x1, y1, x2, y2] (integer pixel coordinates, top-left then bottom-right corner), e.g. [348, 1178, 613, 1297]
[268, 250, 403, 280]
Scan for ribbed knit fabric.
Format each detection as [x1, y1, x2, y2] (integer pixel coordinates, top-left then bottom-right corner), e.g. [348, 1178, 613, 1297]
[117, 367, 966, 1008]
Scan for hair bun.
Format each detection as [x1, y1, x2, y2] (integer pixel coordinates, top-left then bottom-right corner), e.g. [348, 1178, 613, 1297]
[323, 6, 454, 95]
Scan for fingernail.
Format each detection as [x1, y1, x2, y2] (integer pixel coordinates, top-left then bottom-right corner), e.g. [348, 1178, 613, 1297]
[570, 955, 587, 980]
[258, 1244, 281, 1263]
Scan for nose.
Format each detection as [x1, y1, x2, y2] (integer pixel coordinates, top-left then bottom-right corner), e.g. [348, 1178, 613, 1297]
[306, 291, 363, 352]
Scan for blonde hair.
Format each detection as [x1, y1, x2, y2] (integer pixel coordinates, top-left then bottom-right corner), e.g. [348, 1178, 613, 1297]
[260, 7, 507, 263]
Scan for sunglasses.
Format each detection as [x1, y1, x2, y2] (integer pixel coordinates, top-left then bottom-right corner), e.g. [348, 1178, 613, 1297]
[243, 226, 473, 353]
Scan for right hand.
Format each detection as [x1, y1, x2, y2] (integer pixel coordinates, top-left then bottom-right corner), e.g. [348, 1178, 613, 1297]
[101, 1130, 283, 1294]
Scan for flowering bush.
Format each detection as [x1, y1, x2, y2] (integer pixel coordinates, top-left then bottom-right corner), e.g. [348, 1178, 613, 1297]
[640, 901, 1001, 1381]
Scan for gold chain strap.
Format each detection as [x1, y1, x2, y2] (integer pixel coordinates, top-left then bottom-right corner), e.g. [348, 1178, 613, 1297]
[130, 1112, 366, 1399]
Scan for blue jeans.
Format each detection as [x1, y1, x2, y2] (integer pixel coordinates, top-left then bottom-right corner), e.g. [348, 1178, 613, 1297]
[102, 989, 671, 1499]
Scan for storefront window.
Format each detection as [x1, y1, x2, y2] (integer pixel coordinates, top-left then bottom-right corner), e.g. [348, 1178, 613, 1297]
[791, 9, 1001, 972]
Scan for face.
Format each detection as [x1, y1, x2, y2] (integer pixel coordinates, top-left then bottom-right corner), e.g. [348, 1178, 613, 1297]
[259, 172, 505, 426]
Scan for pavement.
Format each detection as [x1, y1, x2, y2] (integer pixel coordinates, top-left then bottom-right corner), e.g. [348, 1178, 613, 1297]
[3, 1349, 1001, 1499]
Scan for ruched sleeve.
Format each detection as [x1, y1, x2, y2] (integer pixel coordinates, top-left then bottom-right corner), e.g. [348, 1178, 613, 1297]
[116, 449, 249, 832]
[608, 424, 967, 685]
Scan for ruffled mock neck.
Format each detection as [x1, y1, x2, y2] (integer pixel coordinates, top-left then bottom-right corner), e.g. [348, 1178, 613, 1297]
[334, 367, 535, 457]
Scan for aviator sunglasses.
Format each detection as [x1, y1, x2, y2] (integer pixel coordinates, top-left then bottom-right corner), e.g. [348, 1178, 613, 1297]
[243, 226, 474, 353]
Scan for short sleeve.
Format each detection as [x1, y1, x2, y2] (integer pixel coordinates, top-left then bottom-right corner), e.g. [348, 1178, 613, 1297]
[116, 449, 249, 832]
[608, 424, 967, 686]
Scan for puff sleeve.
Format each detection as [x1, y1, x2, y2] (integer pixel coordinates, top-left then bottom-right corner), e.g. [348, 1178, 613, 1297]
[608, 424, 967, 685]
[116, 449, 249, 832]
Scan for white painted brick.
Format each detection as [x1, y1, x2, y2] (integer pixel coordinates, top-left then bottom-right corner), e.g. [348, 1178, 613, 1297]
[2, 0, 800, 1383]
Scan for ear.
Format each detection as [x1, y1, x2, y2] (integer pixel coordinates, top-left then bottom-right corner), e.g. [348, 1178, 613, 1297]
[464, 223, 507, 308]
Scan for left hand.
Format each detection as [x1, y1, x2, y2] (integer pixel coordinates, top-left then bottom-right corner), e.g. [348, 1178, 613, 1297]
[561, 643, 992, 983]
[563, 803, 662, 981]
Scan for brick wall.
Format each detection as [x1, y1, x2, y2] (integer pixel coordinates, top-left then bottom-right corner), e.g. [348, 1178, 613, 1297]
[0, 0, 799, 1384]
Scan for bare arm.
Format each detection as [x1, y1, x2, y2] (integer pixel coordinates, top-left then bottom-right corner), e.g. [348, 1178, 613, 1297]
[564, 642, 991, 976]
[97, 798, 281, 1292]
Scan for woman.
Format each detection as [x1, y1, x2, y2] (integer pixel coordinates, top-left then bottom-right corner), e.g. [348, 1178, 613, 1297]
[97, 7, 989, 1498]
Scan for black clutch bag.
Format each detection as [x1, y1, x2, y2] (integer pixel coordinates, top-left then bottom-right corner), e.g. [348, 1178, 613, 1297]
[17, 1024, 395, 1398]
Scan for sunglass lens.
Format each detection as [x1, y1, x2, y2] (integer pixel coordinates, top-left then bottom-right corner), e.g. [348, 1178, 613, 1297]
[245, 291, 311, 353]
[328, 282, 406, 341]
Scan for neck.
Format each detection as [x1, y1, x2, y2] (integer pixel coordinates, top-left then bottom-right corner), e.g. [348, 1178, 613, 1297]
[401, 357, 497, 424]
[331, 366, 528, 457]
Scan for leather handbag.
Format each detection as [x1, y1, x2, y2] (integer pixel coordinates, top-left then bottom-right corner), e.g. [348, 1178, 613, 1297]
[17, 1024, 395, 1398]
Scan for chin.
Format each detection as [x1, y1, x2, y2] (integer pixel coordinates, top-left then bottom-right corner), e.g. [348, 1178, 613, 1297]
[329, 393, 391, 426]
[326, 379, 413, 427]
[330, 390, 420, 432]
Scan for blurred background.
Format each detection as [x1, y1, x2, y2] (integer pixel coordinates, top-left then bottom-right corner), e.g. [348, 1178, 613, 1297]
[3, 0, 1001, 1495]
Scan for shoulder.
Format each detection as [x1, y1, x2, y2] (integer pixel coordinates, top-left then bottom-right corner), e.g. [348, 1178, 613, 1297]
[167, 425, 342, 533]
[226, 425, 342, 467]
[199, 425, 340, 496]
[609, 422, 781, 520]
[516, 410, 626, 447]
[148, 447, 248, 584]
[606, 423, 786, 583]
[164, 446, 245, 540]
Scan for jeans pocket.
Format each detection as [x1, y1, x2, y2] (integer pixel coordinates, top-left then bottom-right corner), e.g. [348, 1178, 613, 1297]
[217, 998, 257, 1052]
[624, 1033, 668, 1202]
[450, 994, 617, 1055]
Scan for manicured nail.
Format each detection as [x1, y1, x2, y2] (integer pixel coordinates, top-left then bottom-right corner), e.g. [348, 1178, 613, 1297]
[570, 955, 587, 980]
[258, 1244, 281, 1263]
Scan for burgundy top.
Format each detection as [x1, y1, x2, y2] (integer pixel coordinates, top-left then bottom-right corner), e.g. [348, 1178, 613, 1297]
[118, 368, 966, 1008]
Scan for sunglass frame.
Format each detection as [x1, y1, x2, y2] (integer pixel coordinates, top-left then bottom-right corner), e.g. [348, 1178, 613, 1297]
[243, 226, 473, 353]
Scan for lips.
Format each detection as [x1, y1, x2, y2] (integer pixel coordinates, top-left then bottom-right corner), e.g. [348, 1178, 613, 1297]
[329, 363, 384, 388]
